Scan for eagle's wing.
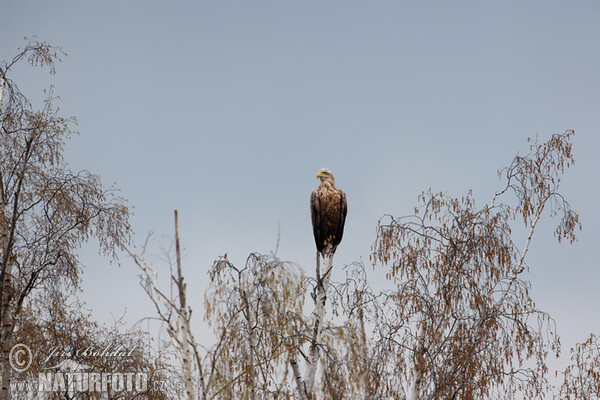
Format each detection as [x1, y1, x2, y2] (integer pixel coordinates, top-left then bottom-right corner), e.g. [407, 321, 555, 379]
[336, 189, 347, 245]
[310, 189, 321, 251]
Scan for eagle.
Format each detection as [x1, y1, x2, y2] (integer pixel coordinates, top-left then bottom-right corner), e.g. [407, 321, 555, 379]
[310, 168, 347, 257]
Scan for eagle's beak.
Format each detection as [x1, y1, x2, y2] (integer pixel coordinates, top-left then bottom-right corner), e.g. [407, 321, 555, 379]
[316, 171, 323, 179]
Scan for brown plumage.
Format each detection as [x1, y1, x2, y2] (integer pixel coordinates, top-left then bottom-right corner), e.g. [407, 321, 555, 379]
[310, 168, 347, 256]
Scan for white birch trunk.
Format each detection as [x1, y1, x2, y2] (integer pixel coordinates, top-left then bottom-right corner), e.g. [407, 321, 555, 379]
[0, 263, 13, 400]
[174, 211, 195, 400]
[304, 249, 334, 397]
[0, 76, 5, 113]
[290, 355, 306, 399]
[408, 325, 426, 400]
[0, 161, 13, 400]
[408, 354, 422, 400]
[358, 302, 368, 400]
[128, 212, 207, 399]
[242, 288, 257, 400]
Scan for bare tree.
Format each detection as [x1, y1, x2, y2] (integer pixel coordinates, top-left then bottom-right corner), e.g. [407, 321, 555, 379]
[128, 211, 206, 400]
[0, 38, 131, 399]
[130, 213, 307, 399]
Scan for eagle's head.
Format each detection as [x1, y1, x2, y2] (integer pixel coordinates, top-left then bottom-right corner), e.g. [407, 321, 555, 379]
[316, 168, 336, 185]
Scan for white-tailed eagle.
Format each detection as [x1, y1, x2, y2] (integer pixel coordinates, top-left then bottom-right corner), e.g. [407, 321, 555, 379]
[310, 168, 347, 256]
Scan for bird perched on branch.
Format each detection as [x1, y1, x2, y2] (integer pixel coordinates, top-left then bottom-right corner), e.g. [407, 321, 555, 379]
[310, 168, 347, 257]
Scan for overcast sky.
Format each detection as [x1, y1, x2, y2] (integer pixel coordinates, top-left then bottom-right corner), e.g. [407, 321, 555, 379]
[2, 0, 599, 382]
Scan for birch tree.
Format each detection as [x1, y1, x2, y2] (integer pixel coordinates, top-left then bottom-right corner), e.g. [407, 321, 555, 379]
[128, 211, 205, 400]
[0, 38, 131, 399]
[371, 131, 580, 399]
[130, 214, 307, 399]
[205, 245, 345, 400]
[205, 252, 305, 399]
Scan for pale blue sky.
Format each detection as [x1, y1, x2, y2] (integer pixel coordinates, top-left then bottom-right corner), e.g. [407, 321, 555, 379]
[2, 0, 599, 381]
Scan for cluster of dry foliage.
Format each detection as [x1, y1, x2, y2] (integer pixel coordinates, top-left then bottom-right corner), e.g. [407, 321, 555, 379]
[1, 38, 598, 400]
